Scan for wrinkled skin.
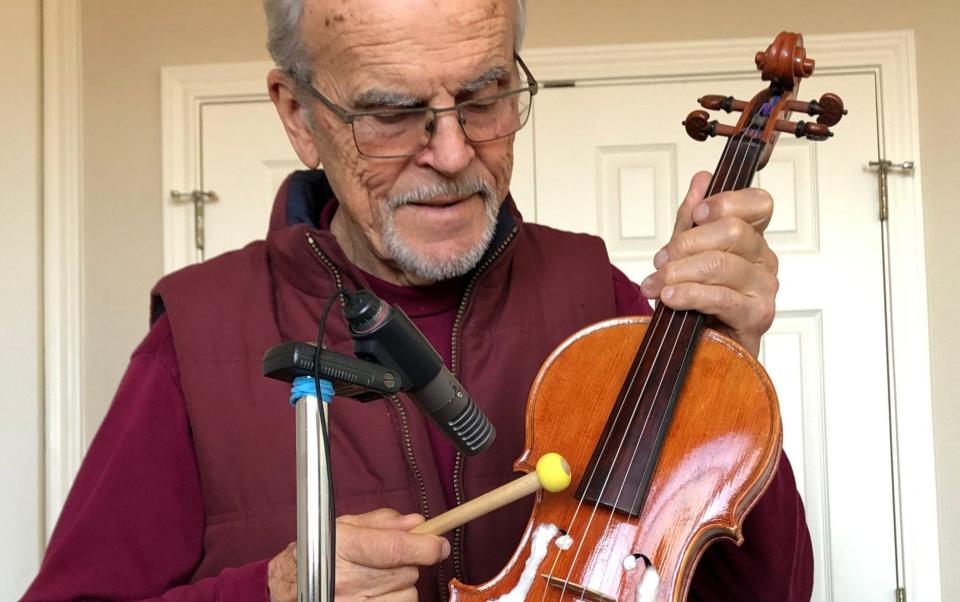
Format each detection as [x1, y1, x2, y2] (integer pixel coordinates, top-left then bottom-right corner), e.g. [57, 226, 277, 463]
[640, 170, 779, 357]
[266, 0, 779, 599]
[270, 0, 516, 287]
[267, 510, 448, 602]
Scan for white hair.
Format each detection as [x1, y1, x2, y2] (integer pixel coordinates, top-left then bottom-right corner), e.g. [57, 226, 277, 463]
[264, 0, 528, 75]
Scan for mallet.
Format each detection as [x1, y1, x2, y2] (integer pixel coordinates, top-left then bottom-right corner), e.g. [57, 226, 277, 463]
[409, 453, 571, 536]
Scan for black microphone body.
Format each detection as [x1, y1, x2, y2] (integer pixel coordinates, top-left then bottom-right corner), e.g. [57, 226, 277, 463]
[343, 289, 496, 455]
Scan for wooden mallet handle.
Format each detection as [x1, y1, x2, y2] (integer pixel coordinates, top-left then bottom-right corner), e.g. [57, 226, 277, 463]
[409, 453, 570, 536]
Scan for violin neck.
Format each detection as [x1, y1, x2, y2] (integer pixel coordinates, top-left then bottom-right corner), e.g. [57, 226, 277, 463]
[640, 133, 769, 471]
[651, 133, 766, 328]
[576, 135, 768, 516]
[707, 132, 767, 196]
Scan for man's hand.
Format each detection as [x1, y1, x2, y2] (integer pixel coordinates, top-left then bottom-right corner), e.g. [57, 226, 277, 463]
[267, 509, 450, 602]
[640, 171, 779, 357]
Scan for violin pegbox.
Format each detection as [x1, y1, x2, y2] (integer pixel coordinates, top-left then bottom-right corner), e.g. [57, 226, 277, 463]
[682, 32, 848, 162]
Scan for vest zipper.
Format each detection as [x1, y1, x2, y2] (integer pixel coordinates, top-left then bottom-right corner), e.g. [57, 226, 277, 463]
[384, 393, 444, 600]
[305, 233, 346, 295]
[449, 226, 519, 583]
[304, 232, 435, 560]
[387, 393, 433, 522]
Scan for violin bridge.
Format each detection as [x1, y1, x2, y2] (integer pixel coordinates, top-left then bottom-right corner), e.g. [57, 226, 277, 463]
[541, 574, 617, 602]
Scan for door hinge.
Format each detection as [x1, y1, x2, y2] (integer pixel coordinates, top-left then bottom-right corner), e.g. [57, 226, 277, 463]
[170, 190, 219, 261]
[896, 586, 906, 602]
[867, 160, 914, 222]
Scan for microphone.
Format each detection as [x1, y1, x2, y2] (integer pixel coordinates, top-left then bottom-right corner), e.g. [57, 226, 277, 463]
[342, 289, 495, 455]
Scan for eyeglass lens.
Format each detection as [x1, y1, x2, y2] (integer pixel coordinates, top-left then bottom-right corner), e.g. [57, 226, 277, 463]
[352, 89, 532, 159]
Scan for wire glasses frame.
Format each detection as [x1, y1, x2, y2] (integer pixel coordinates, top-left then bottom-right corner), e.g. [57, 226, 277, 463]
[288, 54, 539, 159]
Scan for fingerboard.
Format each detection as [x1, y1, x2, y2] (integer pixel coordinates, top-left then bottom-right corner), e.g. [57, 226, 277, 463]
[577, 133, 766, 516]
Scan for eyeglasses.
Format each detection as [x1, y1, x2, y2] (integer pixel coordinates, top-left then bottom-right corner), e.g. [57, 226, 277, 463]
[289, 54, 539, 159]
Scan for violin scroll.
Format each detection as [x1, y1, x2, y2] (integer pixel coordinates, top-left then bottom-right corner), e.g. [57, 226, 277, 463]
[683, 32, 847, 154]
[754, 31, 815, 87]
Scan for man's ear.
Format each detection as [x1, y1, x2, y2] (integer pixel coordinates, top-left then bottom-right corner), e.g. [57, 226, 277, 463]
[268, 68, 321, 168]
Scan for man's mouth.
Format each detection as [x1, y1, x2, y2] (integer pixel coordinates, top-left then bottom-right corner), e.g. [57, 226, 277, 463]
[407, 196, 472, 208]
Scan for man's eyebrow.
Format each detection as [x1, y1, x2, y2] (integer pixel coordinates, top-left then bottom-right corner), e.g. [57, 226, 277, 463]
[351, 89, 424, 110]
[350, 64, 513, 109]
[459, 65, 511, 93]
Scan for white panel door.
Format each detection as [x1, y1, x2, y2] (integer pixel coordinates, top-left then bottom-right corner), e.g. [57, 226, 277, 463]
[199, 100, 302, 260]
[524, 73, 893, 601]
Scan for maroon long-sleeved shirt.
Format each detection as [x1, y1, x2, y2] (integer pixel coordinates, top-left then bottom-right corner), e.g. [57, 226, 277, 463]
[23, 266, 812, 601]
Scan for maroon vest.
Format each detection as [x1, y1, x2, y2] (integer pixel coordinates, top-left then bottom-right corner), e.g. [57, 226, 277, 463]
[152, 175, 620, 600]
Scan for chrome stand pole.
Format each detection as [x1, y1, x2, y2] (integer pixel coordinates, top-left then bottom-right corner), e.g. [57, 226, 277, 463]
[295, 394, 331, 602]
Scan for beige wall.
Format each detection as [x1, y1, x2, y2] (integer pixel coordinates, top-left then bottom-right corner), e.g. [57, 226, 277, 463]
[78, 0, 958, 598]
[80, 0, 270, 443]
[0, 0, 43, 598]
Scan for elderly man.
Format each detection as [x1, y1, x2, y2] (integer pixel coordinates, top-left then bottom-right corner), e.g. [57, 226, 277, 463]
[25, 0, 811, 601]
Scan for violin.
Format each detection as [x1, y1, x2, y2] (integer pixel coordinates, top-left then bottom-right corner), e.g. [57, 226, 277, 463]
[437, 32, 846, 601]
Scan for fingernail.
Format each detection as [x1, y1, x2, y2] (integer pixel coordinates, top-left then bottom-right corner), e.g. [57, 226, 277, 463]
[653, 249, 667, 269]
[640, 277, 654, 297]
[661, 286, 673, 301]
[441, 539, 451, 558]
[694, 204, 709, 222]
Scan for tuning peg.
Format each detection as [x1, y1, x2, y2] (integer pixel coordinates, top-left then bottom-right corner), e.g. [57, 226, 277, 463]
[785, 93, 847, 126]
[698, 95, 748, 113]
[775, 119, 833, 140]
[683, 110, 736, 141]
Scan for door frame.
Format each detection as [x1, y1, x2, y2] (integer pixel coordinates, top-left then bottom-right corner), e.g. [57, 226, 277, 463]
[152, 30, 935, 600]
[43, 0, 85, 542]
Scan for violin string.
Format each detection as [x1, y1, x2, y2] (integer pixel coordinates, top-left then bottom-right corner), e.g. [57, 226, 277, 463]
[546, 125, 753, 602]
[567, 120, 763, 596]
[714, 123, 753, 195]
[543, 110, 765, 601]
[552, 308, 681, 602]
[538, 307, 671, 602]
[593, 126, 754, 509]
[591, 311, 690, 568]
[731, 94, 777, 195]
[728, 115, 765, 195]
[618, 145, 767, 551]
[593, 104, 771, 595]
[583, 126, 761, 585]
[580, 120, 752, 515]
[616, 117, 766, 540]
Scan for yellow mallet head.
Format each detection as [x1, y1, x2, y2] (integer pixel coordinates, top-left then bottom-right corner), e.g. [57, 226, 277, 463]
[536, 452, 572, 493]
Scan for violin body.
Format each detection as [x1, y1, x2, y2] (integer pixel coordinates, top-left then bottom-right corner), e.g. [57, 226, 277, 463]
[449, 317, 780, 601]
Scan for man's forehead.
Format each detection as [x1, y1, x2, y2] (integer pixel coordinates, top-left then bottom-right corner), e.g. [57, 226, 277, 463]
[305, 0, 510, 18]
[302, 0, 513, 58]
[302, 0, 514, 95]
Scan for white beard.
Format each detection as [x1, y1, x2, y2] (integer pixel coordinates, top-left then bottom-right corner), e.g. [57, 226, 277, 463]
[381, 178, 500, 283]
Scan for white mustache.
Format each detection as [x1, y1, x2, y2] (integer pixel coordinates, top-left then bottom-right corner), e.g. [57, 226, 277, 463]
[386, 179, 496, 209]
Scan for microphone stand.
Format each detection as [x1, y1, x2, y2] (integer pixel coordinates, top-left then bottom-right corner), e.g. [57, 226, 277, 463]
[293, 391, 330, 602]
[263, 286, 497, 601]
[263, 342, 403, 602]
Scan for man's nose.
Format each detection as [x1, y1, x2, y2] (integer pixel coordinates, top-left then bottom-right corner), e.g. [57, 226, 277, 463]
[415, 110, 475, 175]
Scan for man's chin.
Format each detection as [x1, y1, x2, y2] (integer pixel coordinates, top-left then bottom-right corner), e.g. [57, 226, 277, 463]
[385, 239, 490, 284]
